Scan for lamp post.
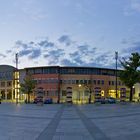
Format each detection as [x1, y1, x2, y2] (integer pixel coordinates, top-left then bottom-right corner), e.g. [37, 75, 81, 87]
[15, 53, 19, 105]
[78, 84, 81, 102]
[115, 51, 118, 99]
[89, 88, 91, 104]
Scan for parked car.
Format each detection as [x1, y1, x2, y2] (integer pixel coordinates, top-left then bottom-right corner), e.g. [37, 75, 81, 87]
[44, 98, 53, 104]
[101, 97, 116, 104]
[106, 97, 116, 104]
[100, 98, 107, 104]
[33, 96, 43, 104]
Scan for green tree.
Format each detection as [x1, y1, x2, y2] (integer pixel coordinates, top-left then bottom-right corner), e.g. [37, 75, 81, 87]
[120, 52, 140, 101]
[20, 75, 36, 103]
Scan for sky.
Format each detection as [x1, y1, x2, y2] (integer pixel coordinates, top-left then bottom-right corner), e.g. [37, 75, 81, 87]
[0, 0, 140, 69]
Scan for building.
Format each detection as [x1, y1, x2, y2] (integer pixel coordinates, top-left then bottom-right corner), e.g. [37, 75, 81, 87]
[1, 65, 138, 103]
[0, 65, 16, 101]
[133, 83, 140, 102]
[23, 66, 130, 103]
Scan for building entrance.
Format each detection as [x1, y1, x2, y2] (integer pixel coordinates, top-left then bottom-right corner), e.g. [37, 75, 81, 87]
[72, 90, 89, 104]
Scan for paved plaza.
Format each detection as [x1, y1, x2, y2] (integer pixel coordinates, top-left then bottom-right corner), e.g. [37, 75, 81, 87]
[0, 103, 140, 140]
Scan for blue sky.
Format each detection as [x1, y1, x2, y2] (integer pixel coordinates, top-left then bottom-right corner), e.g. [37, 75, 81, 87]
[0, 0, 140, 69]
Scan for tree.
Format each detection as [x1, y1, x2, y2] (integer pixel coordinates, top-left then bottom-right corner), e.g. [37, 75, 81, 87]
[120, 52, 140, 101]
[20, 75, 36, 103]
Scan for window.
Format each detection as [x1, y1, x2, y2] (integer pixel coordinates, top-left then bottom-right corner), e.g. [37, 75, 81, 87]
[76, 80, 79, 84]
[97, 80, 100, 85]
[60, 80, 62, 84]
[62, 90, 66, 96]
[7, 81, 12, 87]
[68, 80, 71, 84]
[43, 68, 49, 74]
[109, 81, 111, 85]
[101, 80, 104, 85]
[72, 80, 76, 84]
[33, 79, 37, 84]
[46, 91, 49, 96]
[34, 68, 42, 74]
[27, 69, 34, 74]
[93, 80, 96, 85]
[80, 80, 83, 84]
[43, 68, 58, 74]
[88, 80, 91, 84]
[38, 79, 42, 84]
[68, 69, 75, 74]
[49, 68, 58, 74]
[112, 81, 114, 85]
[84, 80, 87, 84]
[1, 82, 5, 87]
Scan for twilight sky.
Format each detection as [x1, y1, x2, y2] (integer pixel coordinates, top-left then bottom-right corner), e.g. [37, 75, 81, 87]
[0, 0, 140, 69]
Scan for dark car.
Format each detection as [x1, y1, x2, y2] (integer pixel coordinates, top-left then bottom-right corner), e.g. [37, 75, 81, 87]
[33, 96, 43, 104]
[44, 98, 53, 104]
[106, 97, 116, 104]
[100, 98, 107, 104]
[101, 97, 116, 104]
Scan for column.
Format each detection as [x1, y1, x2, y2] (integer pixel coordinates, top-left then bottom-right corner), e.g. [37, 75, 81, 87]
[5, 89, 7, 100]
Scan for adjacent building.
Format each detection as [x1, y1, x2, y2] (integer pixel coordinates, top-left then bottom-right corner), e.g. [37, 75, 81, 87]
[0, 65, 16, 101]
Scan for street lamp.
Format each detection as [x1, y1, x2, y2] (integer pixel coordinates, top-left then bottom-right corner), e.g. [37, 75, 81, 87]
[78, 84, 81, 102]
[89, 88, 91, 104]
[15, 53, 19, 105]
[115, 51, 118, 99]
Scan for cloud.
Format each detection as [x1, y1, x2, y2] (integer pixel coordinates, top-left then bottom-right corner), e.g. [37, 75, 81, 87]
[60, 59, 77, 66]
[121, 38, 129, 44]
[16, 0, 48, 21]
[123, 41, 140, 53]
[0, 53, 6, 58]
[4, 35, 118, 69]
[15, 40, 31, 49]
[77, 45, 96, 55]
[58, 35, 73, 46]
[14, 40, 42, 59]
[6, 50, 12, 54]
[131, 0, 140, 12]
[29, 49, 41, 59]
[38, 39, 54, 48]
[44, 49, 65, 65]
[124, 0, 140, 16]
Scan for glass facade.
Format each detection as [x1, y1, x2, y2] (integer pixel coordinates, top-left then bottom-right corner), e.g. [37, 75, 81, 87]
[26, 66, 120, 76]
[59, 67, 117, 76]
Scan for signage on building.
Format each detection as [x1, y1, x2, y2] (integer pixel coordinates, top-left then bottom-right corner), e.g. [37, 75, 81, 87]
[66, 87, 72, 103]
[94, 87, 101, 102]
[36, 87, 44, 105]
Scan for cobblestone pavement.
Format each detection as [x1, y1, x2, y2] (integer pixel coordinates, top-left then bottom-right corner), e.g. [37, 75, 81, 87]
[1, 103, 140, 140]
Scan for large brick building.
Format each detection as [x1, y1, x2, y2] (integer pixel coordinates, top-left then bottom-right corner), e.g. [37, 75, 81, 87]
[21, 66, 130, 103]
[1, 65, 139, 103]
